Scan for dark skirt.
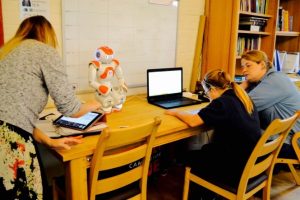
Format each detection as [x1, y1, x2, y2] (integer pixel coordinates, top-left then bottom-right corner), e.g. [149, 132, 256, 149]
[0, 122, 43, 199]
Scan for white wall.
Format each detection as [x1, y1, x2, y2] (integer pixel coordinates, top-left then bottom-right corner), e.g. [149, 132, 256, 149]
[176, 0, 205, 91]
[2, 0, 62, 54]
[2, 0, 205, 94]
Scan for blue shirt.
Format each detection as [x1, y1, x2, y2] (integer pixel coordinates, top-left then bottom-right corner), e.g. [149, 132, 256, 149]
[247, 68, 300, 144]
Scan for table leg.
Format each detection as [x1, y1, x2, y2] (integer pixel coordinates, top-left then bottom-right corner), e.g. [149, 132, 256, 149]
[65, 157, 88, 200]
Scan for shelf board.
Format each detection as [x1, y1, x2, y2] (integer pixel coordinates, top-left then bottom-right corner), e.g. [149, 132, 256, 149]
[238, 30, 271, 35]
[239, 11, 272, 18]
[276, 31, 300, 37]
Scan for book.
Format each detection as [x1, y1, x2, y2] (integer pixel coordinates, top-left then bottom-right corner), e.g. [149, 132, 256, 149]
[239, 16, 268, 31]
[278, 6, 283, 31]
[235, 75, 246, 83]
[283, 9, 289, 31]
[239, 24, 262, 31]
[289, 16, 293, 31]
[237, 36, 261, 56]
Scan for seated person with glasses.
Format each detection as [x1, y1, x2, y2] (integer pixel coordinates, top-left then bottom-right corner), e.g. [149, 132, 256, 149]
[165, 69, 261, 199]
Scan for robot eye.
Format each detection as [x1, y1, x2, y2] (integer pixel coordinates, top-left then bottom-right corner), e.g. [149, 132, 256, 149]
[95, 50, 101, 60]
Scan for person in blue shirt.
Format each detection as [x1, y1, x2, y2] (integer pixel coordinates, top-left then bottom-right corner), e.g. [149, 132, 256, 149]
[166, 69, 261, 199]
[240, 50, 300, 159]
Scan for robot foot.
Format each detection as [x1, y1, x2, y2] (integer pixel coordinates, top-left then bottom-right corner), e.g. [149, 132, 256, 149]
[100, 107, 113, 114]
[112, 104, 123, 112]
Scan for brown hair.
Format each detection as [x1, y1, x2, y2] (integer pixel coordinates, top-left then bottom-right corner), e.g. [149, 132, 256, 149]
[241, 50, 272, 69]
[203, 69, 254, 114]
[0, 15, 58, 59]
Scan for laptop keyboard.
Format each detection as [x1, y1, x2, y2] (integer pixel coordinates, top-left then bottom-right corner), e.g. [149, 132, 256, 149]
[156, 98, 199, 108]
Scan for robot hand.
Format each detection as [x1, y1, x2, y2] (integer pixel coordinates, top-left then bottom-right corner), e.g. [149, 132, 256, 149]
[121, 83, 128, 92]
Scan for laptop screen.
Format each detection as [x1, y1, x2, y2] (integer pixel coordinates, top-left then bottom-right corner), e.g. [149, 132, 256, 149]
[147, 67, 182, 98]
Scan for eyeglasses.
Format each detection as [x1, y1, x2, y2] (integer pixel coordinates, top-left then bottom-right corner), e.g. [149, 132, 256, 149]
[201, 80, 211, 96]
[203, 88, 211, 96]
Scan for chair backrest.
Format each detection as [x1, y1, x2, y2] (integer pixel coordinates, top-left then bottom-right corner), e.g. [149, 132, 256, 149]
[236, 111, 300, 199]
[276, 130, 300, 185]
[291, 131, 300, 161]
[88, 117, 161, 200]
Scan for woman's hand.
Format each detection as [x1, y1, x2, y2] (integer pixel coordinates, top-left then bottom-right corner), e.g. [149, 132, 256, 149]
[33, 128, 84, 150]
[240, 80, 249, 90]
[165, 109, 204, 127]
[49, 135, 83, 150]
[165, 109, 178, 116]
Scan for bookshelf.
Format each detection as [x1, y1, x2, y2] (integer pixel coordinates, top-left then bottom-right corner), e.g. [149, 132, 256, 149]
[276, 0, 300, 52]
[200, 0, 299, 79]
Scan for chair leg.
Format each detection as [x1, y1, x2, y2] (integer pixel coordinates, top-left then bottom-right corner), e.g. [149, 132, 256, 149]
[262, 188, 268, 200]
[261, 178, 271, 200]
[288, 163, 300, 185]
[182, 167, 191, 200]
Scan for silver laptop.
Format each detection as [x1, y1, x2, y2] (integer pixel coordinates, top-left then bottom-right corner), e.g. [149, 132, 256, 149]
[147, 67, 201, 109]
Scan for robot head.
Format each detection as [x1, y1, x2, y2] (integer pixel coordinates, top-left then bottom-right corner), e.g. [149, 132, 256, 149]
[95, 46, 114, 64]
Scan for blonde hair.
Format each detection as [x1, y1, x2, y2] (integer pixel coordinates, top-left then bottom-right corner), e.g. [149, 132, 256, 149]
[203, 69, 254, 114]
[241, 50, 272, 69]
[0, 15, 58, 59]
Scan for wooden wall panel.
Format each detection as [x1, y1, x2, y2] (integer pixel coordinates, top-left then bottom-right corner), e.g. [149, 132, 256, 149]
[0, 0, 4, 46]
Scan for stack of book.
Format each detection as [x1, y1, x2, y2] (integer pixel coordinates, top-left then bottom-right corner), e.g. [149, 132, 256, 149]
[240, 0, 269, 14]
[277, 6, 293, 31]
[237, 36, 261, 56]
[239, 16, 268, 31]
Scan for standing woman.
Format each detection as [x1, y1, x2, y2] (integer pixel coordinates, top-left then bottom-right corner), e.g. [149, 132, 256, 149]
[0, 16, 101, 199]
[165, 69, 261, 199]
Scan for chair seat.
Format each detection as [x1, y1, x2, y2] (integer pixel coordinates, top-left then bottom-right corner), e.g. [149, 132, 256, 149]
[53, 176, 140, 200]
[191, 169, 268, 194]
[95, 181, 140, 200]
[216, 174, 267, 194]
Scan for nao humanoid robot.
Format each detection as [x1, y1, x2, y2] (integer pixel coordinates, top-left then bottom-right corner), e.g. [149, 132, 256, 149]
[89, 46, 127, 113]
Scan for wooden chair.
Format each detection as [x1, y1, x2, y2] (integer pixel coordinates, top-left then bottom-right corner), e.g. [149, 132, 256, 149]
[53, 117, 161, 200]
[276, 131, 300, 185]
[182, 112, 300, 200]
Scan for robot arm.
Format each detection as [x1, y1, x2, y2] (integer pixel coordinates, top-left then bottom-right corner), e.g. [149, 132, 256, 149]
[113, 59, 128, 92]
[88, 62, 101, 90]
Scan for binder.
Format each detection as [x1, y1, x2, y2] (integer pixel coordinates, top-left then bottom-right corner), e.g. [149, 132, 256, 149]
[282, 52, 300, 73]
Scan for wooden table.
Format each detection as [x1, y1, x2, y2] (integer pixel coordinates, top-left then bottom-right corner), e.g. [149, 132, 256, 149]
[52, 95, 208, 200]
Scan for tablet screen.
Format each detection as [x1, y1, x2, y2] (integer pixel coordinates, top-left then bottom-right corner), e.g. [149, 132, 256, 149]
[53, 112, 103, 131]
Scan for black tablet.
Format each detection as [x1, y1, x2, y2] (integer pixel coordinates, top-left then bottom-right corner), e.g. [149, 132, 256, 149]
[53, 112, 104, 131]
